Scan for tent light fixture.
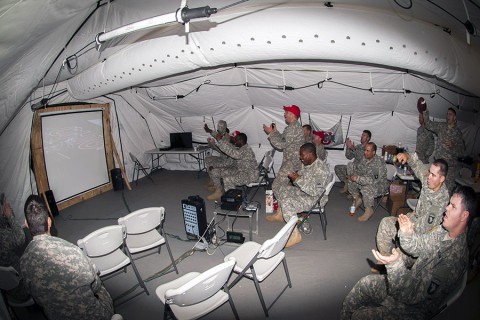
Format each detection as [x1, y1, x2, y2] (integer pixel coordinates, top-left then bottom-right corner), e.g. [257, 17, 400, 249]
[31, 98, 49, 111]
[369, 88, 411, 94]
[95, 3, 217, 51]
[153, 95, 184, 101]
[244, 83, 294, 90]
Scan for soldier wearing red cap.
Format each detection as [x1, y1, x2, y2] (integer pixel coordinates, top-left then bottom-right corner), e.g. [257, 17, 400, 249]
[263, 105, 304, 223]
[312, 130, 328, 162]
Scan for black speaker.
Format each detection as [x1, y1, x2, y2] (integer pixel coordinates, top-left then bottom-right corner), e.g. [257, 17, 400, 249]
[111, 168, 124, 191]
[44, 190, 59, 217]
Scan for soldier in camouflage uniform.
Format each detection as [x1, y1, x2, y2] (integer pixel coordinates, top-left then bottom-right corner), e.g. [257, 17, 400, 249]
[335, 130, 371, 194]
[423, 106, 465, 194]
[347, 142, 388, 222]
[270, 143, 331, 247]
[0, 201, 28, 301]
[340, 186, 475, 320]
[204, 120, 235, 190]
[263, 105, 304, 199]
[376, 153, 449, 259]
[415, 113, 435, 163]
[303, 124, 312, 142]
[206, 132, 258, 201]
[312, 130, 328, 162]
[20, 195, 114, 320]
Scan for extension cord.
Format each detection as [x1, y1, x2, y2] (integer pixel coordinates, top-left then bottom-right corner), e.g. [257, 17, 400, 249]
[194, 238, 208, 250]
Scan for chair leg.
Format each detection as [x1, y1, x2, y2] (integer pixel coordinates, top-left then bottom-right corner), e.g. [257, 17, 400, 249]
[125, 250, 150, 295]
[282, 258, 292, 289]
[250, 267, 269, 317]
[164, 236, 179, 274]
[319, 211, 327, 240]
[140, 167, 154, 183]
[224, 286, 240, 320]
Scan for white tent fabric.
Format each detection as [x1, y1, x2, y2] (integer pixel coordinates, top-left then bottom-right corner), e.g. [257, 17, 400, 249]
[1, 0, 479, 221]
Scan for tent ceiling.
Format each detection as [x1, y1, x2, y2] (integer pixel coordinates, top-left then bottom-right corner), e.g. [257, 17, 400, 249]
[1, 0, 480, 133]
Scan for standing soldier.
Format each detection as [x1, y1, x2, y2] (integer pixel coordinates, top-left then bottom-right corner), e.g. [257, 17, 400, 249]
[375, 153, 449, 270]
[269, 143, 331, 247]
[422, 104, 465, 194]
[415, 112, 435, 163]
[335, 130, 371, 195]
[206, 132, 258, 201]
[263, 105, 304, 208]
[347, 142, 388, 222]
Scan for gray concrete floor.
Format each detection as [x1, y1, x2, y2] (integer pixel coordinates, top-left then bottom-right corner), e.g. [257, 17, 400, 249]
[7, 169, 480, 319]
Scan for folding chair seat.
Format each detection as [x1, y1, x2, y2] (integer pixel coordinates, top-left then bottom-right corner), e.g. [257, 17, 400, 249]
[239, 149, 275, 201]
[224, 217, 297, 317]
[118, 207, 178, 276]
[0, 266, 39, 319]
[129, 152, 154, 185]
[77, 225, 149, 305]
[297, 173, 336, 240]
[156, 258, 239, 320]
[406, 198, 418, 211]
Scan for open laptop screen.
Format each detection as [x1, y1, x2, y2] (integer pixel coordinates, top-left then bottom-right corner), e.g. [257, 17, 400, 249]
[170, 132, 193, 149]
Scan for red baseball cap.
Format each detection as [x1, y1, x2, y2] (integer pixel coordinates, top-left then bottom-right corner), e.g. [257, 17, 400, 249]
[283, 105, 301, 118]
[312, 130, 325, 139]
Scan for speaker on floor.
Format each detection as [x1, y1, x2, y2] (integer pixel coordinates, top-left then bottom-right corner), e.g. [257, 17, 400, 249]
[44, 190, 59, 217]
[111, 168, 124, 191]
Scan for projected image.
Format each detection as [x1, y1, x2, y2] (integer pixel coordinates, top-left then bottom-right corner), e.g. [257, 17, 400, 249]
[42, 110, 109, 202]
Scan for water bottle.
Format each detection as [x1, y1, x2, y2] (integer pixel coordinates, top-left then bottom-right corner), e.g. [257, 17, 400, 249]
[349, 200, 356, 216]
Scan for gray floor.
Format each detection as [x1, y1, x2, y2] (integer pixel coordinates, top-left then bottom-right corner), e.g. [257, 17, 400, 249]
[11, 169, 480, 319]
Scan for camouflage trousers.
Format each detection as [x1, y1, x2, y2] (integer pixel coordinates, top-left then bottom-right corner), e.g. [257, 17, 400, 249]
[347, 181, 383, 208]
[276, 185, 317, 222]
[272, 160, 301, 196]
[341, 275, 424, 320]
[205, 154, 234, 169]
[335, 164, 348, 184]
[209, 166, 235, 189]
[376, 216, 399, 255]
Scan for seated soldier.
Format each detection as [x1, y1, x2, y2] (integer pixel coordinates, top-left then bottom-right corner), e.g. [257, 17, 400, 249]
[266, 143, 330, 247]
[206, 132, 258, 201]
[347, 142, 388, 222]
[312, 130, 328, 162]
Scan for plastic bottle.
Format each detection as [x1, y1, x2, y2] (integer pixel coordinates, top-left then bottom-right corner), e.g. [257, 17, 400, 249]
[349, 200, 356, 216]
[384, 151, 388, 161]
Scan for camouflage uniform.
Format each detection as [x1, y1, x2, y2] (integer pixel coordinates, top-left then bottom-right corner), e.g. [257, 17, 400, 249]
[315, 143, 328, 162]
[415, 126, 434, 163]
[0, 214, 28, 300]
[205, 134, 235, 169]
[341, 225, 468, 320]
[347, 155, 388, 208]
[376, 153, 449, 255]
[335, 144, 365, 184]
[209, 138, 258, 191]
[423, 110, 465, 194]
[276, 158, 331, 222]
[269, 119, 304, 195]
[20, 234, 114, 320]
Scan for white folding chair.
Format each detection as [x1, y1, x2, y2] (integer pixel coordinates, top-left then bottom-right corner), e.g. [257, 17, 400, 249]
[241, 149, 276, 201]
[455, 167, 474, 187]
[77, 225, 149, 305]
[129, 152, 154, 185]
[118, 207, 178, 276]
[406, 198, 418, 211]
[297, 173, 336, 240]
[156, 258, 239, 320]
[224, 217, 297, 317]
[0, 266, 38, 319]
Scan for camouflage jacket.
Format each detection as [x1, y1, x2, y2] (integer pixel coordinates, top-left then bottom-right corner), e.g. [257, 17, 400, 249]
[353, 154, 388, 192]
[407, 153, 449, 233]
[20, 234, 113, 320]
[216, 139, 259, 180]
[415, 126, 434, 162]
[268, 119, 304, 164]
[0, 215, 25, 269]
[423, 110, 465, 162]
[315, 143, 328, 162]
[345, 143, 365, 164]
[386, 226, 468, 318]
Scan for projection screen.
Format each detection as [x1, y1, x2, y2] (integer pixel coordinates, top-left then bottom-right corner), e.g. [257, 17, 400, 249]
[41, 109, 110, 202]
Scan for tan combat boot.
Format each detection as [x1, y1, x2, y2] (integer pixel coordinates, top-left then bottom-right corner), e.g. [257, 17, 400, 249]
[206, 178, 214, 188]
[285, 227, 302, 248]
[354, 196, 363, 209]
[266, 207, 284, 222]
[339, 183, 348, 194]
[206, 188, 224, 201]
[207, 185, 216, 192]
[358, 207, 374, 222]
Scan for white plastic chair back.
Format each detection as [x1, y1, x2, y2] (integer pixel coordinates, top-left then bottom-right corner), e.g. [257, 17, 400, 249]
[459, 167, 472, 178]
[0, 266, 21, 291]
[77, 225, 125, 257]
[386, 164, 397, 181]
[435, 270, 468, 316]
[165, 258, 236, 307]
[118, 207, 164, 234]
[325, 173, 336, 196]
[258, 217, 297, 259]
